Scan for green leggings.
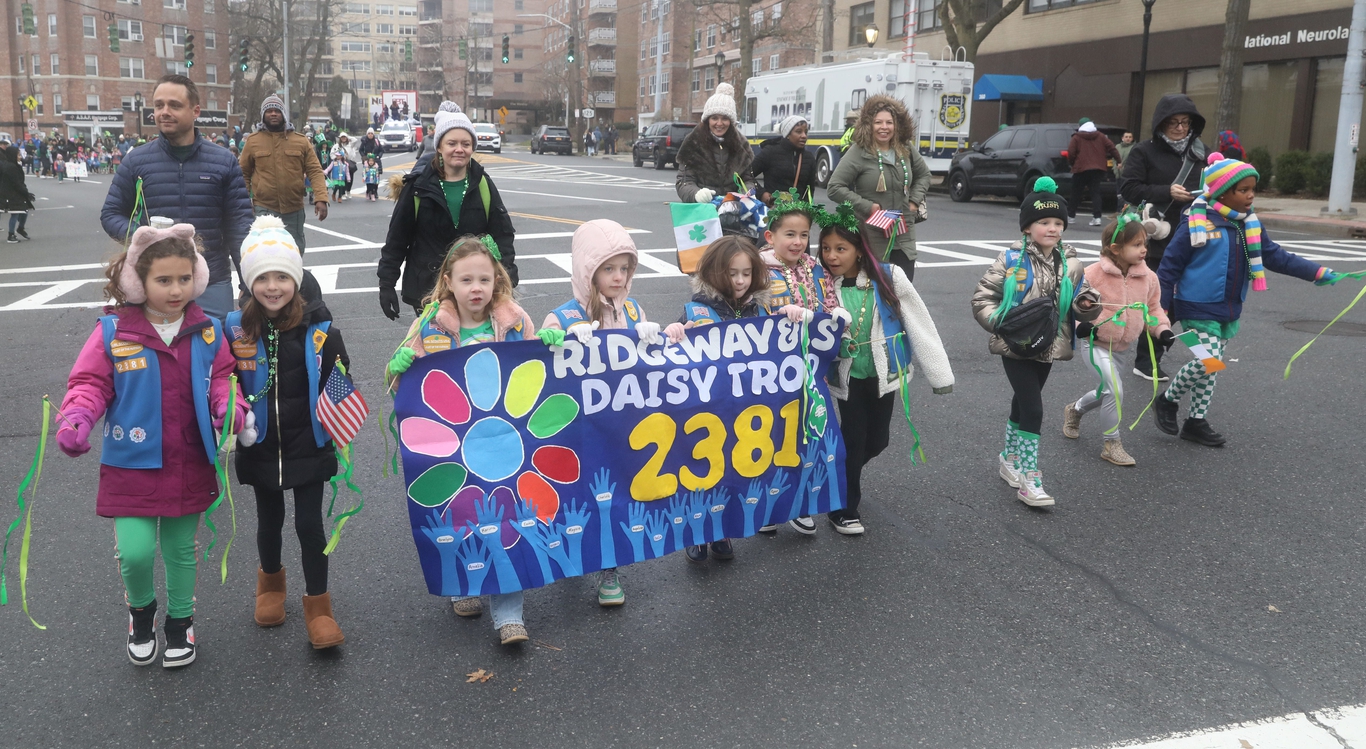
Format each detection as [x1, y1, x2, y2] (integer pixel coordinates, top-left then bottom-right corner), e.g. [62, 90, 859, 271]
[113, 515, 200, 619]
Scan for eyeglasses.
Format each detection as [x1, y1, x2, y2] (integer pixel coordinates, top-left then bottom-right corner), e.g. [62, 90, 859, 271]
[1166, 118, 1192, 130]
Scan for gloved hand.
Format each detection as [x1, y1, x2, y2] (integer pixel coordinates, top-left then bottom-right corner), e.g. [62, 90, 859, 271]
[779, 305, 813, 324]
[55, 407, 94, 458]
[379, 285, 401, 321]
[1158, 329, 1176, 349]
[569, 321, 600, 345]
[387, 346, 417, 377]
[1074, 321, 1095, 339]
[1315, 268, 1341, 286]
[830, 307, 852, 327]
[635, 321, 662, 345]
[237, 410, 259, 448]
[212, 399, 249, 432]
[537, 328, 566, 347]
[663, 322, 688, 344]
[694, 188, 716, 204]
[932, 385, 953, 395]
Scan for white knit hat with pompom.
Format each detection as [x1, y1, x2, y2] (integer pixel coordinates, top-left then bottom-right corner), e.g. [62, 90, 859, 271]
[239, 215, 303, 288]
[702, 83, 738, 122]
[432, 102, 476, 147]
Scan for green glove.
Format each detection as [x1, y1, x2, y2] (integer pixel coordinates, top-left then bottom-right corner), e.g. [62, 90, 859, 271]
[537, 328, 566, 347]
[387, 346, 417, 377]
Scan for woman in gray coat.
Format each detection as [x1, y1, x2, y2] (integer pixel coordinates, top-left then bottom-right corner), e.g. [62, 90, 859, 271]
[827, 95, 931, 281]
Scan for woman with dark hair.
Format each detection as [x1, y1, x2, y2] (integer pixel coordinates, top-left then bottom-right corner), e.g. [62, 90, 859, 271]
[675, 83, 754, 204]
[0, 145, 35, 242]
[826, 95, 931, 282]
[752, 115, 818, 205]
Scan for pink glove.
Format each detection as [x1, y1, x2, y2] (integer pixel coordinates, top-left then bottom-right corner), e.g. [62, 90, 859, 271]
[56, 407, 95, 458]
[212, 399, 251, 434]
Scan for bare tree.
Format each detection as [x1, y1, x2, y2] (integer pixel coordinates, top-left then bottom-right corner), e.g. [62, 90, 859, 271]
[939, 0, 1026, 63]
[1213, 0, 1251, 137]
[692, 0, 820, 101]
[228, 0, 344, 125]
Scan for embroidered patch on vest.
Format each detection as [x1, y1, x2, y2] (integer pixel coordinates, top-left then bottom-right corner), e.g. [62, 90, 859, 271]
[623, 300, 640, 322]
[129, 427, 147, 443]
[231, 340, 258, 359]
[423, 334, 453, 352]
[112, 425, 124, 441]
[236, 359, 258, 371]
[560, 308, 583, 320]
[201, 327, 216, 345]
[313, 329, 328, 352]
[115, 357, 148, 373]
[109, 339, 143, 358]
[512, 319, 523, 333]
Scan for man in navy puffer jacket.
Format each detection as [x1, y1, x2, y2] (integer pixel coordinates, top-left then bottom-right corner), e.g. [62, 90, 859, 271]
[100, 74, 254, 319]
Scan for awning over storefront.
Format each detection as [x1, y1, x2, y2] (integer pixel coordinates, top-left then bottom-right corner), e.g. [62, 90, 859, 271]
[973, 75, 1044, 102]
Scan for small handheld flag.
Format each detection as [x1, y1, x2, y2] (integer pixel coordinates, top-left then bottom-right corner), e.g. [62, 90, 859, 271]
[1175, 330, 1227, 374]
[317, 364, 370, 448]
[866, 209, 906, 237]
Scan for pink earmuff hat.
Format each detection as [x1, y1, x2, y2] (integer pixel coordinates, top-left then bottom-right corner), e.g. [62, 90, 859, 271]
[117, 223, 210, 304]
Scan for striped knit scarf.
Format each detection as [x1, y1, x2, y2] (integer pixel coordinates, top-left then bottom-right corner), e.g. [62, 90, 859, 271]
[1187, 197, 1267, 291]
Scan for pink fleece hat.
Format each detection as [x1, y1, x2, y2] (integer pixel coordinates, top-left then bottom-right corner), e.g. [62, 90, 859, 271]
[117, 223, 210, 304]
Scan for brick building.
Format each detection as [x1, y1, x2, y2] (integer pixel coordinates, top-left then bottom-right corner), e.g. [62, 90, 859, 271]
[546, 0, 638, 136]
[1, 0, 235, 142]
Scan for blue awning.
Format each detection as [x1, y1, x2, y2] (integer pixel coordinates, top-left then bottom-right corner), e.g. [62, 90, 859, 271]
[974, 75, 1044, 102]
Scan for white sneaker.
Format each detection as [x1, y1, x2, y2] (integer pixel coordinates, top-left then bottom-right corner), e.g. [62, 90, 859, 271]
[1088, 217, 1103, 226]
[788, 516, 817, 535]
[998, 453, 1024, 488]
[1017, 471, 1055, 507]
[757, 523, 779, 533]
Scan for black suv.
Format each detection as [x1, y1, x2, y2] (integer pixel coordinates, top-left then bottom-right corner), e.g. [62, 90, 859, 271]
[531, 125, 573, 155]
[633, 121, 696, 169]
[947, 123, 1126, 205]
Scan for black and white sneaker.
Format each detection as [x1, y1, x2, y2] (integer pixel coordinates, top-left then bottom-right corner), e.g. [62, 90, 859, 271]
[16, 228, 29, 240]
[127, 600, 159, 667]
[829, 516, 866, 536]
[1132, 366, 1171, 382]
[788, 516, 817, 535]
[162, 616, 196, 668]
[757, 523, 779, 533]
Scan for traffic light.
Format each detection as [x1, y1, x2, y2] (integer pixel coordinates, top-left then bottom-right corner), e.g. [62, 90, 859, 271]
[184, 33, 195, 68]
[21, 3, 34, 35]
[404, 39, 413, 62]
[238, 37, 250, 72]
[459, 38, 468, 60]
[108, 22, 120, 53]
[501, 34, 509, 64]
[566, 34, 575, 63]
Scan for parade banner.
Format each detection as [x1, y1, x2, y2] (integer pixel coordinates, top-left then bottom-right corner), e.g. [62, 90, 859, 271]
[394, 316, 847, 597]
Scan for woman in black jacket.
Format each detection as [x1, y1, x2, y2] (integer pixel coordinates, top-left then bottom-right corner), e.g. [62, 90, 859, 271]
[751, 116, 817, 204]
[0, 145, 35, 242]
[377, 105, 517, 319]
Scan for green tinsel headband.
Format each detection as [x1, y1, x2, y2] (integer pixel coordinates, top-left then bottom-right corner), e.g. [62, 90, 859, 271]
[767, 189, 817, 226]
[812, 201, 860, 234]
[1110, 211, 1141, 245]
[479, 234, 502, 262]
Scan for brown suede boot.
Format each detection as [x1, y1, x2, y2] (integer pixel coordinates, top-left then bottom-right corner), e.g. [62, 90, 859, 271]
[255, 568, 286, 627]
[302, 592, 344, 649]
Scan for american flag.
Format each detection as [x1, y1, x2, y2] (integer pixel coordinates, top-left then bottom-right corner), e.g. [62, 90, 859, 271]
[316, 365, 370, 448]
[866, 209, 907, 236]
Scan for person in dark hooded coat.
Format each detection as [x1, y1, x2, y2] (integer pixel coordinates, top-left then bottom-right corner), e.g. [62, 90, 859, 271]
[751, 115, 818, 204]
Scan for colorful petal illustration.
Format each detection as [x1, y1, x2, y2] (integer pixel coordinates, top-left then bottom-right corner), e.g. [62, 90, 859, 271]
[407, 463, 468, 507]
[531, 445, 580, 484]
[461, 417, 524, 482]
[421, 369, 471, 425]
[517, 471, 560, 523]
[400, 417, 461, 458]
[505, 360, 546, 419]
[464, 349, 502, 411]
[527, 393, 579, 439]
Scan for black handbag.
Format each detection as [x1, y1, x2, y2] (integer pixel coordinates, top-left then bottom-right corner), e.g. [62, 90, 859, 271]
[995, 295, 1059, 359]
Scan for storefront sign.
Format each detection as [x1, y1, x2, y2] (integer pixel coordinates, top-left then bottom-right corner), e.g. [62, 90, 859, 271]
[140, 108, 229, 129]
[1245, 25, 1350, 49]
[63, 111, 124, 125]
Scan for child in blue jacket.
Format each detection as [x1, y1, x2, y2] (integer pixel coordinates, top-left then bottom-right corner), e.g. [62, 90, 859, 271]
[1154, 153, 1341, 446]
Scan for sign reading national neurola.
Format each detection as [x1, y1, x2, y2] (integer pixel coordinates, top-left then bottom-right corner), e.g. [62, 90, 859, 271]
[394, 315, 848, 597]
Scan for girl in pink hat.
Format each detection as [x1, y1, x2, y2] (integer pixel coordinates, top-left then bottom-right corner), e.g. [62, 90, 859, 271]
[56, 222, 247, 669]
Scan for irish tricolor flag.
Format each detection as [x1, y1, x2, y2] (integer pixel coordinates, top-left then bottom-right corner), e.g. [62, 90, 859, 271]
[1176, 329, 1227, 373]
[671, 202, 722, 274]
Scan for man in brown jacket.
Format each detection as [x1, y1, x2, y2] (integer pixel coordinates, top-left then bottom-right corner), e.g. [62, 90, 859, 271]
[239, 94, 328, 251]
[1067, 118, 1122, 227]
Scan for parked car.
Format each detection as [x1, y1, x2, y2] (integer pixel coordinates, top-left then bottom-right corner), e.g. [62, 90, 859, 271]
[946, 123, 1126, 205]
[530, 125, 573, 155]
[473, 123, 502, 154]
[380, 120, 415, 152]
[633, 121, 696, 170]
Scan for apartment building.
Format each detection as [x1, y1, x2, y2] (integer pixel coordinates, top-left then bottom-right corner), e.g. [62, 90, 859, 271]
[828, 0, 1356, 155]
[546, 0, 638, 134]
[328, 1, 422, 122]
[1, 0, 235, 141]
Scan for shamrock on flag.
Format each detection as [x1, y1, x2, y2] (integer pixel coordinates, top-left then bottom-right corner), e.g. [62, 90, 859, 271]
[671, 202, 722, 274]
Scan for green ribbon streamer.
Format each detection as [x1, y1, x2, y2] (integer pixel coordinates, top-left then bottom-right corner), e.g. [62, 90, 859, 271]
[732, 173, 746, 194]
[202, 375, 239, 586]
[124, 176, 146, 245]
[891, 334, 926, 465]
[1080, 302, 1162, 431]
[1284, 271, 1366, 380]
[378, 404, 392, 479]
[386, 405, 401, 476]
[0, 397, 51, 629]
[322, 359, 365, 556]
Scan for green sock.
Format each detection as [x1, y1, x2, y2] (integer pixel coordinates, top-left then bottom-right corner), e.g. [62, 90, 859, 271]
[1017, 430, 1040, 472]
[1002, 420, 1020, 461]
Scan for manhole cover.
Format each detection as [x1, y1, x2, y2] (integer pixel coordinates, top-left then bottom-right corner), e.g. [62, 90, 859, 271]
[1282, 320, 1366, 337]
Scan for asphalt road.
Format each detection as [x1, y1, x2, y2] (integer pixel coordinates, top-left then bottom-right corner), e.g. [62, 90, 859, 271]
[1, 148, 1365, 749]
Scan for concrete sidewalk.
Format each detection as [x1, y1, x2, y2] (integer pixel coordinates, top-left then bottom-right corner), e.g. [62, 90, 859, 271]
[1252, 196, 1366, 239]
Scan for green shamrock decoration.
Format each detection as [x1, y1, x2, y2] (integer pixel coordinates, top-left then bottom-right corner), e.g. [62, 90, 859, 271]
[688, 223, 708, 243]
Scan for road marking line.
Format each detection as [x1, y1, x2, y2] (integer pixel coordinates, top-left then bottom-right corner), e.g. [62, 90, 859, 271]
[0, 280, 94, 311]
[304, 223, 371, 244]
[502, 189, 626, 203]
[0, 262, 105, 275]
[516, 229, 650, 240]
[1083, 703, 1366, 749]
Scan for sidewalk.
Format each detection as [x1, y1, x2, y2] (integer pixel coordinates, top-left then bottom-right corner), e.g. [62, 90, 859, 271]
[1251, 196, 1366, 239]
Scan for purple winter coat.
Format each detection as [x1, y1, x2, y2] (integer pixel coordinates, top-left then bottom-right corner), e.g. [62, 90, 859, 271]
[60, 303, 245, 518]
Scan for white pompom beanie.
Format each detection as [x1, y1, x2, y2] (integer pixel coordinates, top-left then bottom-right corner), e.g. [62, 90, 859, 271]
[239, 215, 303, 288]
[702, 83, 739, 123]
[433, 103, 477, 147]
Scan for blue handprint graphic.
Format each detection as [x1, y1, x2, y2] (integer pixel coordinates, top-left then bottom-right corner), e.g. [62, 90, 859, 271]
[420, 510, 461, 594]
[454, 534, 492, 595]
[562, 499, 590, 575]
[742, 479, 763, 537]
[530, 521, 581, 578]
[790, 441, 822, 521]
[760, 469, 791, 529]
[707, 488, 729, 541]
[590, 468, 617, 570]
[822, 428, 842, 513]
[469, 491, 521, 593]
[666, 493, 688, 552]
[618, 500, 648, 563]
[513, 497, 555, 585]
[807, 460, 827, 516]
[645, 510, 670, 558]
[685, 489, 708, 546]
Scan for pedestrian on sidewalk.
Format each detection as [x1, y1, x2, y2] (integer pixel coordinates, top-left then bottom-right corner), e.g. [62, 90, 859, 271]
[0, 144, 35, 242]
[1153, 153, 1341, 447]
[1067, 118, 1122, 227]
[238, 94, 330, 253]
[584, 128, 597, 156]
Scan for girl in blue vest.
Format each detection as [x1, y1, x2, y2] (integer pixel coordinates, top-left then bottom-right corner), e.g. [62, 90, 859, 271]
[386, 234, 543, 646]
[817, 207, 954, 535]
[538, 219, 669, 608]
[58, 222, 246, 668]
[227, 216, 350, 650]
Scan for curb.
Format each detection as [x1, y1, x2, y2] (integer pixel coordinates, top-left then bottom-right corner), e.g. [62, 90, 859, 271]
[1258, 213, 1366, 239]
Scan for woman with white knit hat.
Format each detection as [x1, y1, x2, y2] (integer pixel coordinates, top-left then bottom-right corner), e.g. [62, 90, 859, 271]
[675, 83, 754, 205]
[377, 103, 518, 320]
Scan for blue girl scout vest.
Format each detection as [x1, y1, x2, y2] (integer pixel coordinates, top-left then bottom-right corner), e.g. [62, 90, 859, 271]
[871, 263, 913, 379]
[99, 315, 223, 469]
[767, 262, 828, 309]
[550, 298, 643, 332]
[414, 306, 527, 352]
[225, 311, 330, 449]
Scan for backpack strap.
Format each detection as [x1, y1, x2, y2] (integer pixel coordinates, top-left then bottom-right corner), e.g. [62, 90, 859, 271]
[479, 176, 490, 220]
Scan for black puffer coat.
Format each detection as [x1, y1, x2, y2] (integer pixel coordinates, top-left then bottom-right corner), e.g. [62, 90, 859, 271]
[1119, 94, 1207, 263]
[751, 136, 817, 201]
[235, 273, 350, 490]
[377, 157, 518, 305]
[0, 146, 34, 213]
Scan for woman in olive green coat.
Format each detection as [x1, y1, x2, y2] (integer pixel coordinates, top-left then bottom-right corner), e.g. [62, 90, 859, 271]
[827, 94, 931, 281]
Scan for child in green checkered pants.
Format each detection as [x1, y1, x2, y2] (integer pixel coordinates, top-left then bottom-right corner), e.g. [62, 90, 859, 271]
[1154, 152, 1341, 446]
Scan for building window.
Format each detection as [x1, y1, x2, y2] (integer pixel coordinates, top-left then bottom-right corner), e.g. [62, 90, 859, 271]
[375, 3, 393, 13]
[83, 15, 97, 38]
[53, 94, 61, 114]
[35, 94, 42, 115]
[752, 9, 762, 28]
[376, 23, 394, 34]
[345, 2, 370, 12]
[205, 28, 215, 49]
[704, 67, 715, 90]
[661, 71, 670, 93]
[50, 53, 59, 75]
[116, 0, 141, 4]
[342, 22, 371, 33]
[848, 2, 874, 46]
[120, 56, 144, 78]
[122, 95, 135, 111]
[469, 0, 492, 11]
[208, 98, 217, 110]
[515, 0, 523, 8]
[343, 60, 372, 72]
[398, 6, 417, 16]
[706, 24, 715, 48]
[164, 25, 188, 45]
[648, 74, 656, 95]
[164, 0, 186, 9]
[398, 24, 416, 34]
[641, 44, 647, 61]
[118, 20, 144, 41]
[770, 53, 779, 70]
[47, 13, 56, 37]
[32, 55, 39, 75]
[639, 78, 646, 97]
[661, 31, 670, 55]
[694, 29, 701, 51]
[772, 2, 782, 20]
[87, 95, 100, 111]
[206, 63, 218, 83]
[514, 72, 523, 83]
[15, 18, 20, 35]
[514, 23, 523, 34]
[752, 57, 761, 75]
[340, 41, 372, 52]
[86, 55, 99, 75]
[17, 55, 23, 74]
[691, 68, 700, 92]
[205, 0, 214, 12]
[1025, 0, 1088, 11]
[514, 48, 523, 59]
[648, 35, 657, 57]
[165, 60, 188, 76]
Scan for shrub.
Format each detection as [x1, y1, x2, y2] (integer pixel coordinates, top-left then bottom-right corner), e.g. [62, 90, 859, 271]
[1246, 146, 1273, 187]
[1304, 152, 1335, 196]
[1273, 150, 1310, 194]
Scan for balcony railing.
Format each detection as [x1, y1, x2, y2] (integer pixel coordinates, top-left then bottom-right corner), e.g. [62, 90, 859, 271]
[587, 27, 616, 46]
[589, 59, 616, 75]
[590, 90, 616, 106]
[588, 0, 617, 13]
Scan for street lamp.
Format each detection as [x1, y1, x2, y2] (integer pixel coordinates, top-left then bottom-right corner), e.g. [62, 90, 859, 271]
[133, 91, 143, 140]
[865, 24, 879, 48]
[714, 51, 726, 87]
[1133, 0, 1156, 135]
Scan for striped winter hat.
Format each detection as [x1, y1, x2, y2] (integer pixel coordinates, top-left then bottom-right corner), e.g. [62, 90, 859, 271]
[1201, 151, 1259, 201]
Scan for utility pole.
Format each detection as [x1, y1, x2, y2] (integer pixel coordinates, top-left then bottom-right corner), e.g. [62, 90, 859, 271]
[1131, 0, 1156, 137]
[282, 0, 291, 122]
[1326, 0, 1366, 216]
